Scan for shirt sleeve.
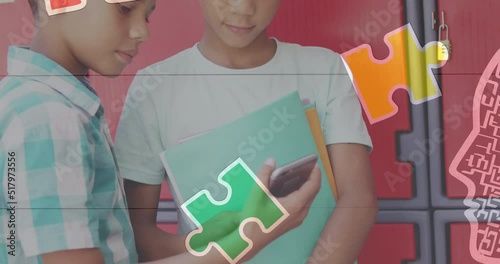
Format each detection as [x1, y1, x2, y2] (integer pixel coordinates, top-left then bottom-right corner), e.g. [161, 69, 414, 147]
[1, 102, 100, 258]
[322, 53, 373, 152]
[114, 70, 166, 185]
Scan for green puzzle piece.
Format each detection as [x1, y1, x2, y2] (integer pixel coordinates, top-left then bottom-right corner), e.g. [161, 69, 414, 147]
[182, 158, 288, 263]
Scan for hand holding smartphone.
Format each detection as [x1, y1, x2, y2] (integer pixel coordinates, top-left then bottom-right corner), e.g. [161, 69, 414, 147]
[269, 154, 319, 197]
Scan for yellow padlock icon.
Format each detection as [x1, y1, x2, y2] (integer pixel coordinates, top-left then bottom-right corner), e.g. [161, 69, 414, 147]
[437, 41, 449, 61]
[437, 23, 450, 61]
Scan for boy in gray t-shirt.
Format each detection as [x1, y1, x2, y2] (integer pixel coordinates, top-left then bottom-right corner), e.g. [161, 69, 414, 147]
[116, 1, 378, 263]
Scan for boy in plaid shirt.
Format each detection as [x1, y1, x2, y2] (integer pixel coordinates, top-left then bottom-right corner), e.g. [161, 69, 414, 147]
[0, 1, 320, 263]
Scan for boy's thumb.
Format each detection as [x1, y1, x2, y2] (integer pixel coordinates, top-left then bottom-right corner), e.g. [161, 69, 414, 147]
[256, 158, 276, 188]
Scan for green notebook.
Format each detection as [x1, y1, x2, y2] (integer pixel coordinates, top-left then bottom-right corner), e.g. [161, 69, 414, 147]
[160, 91, 338, 263]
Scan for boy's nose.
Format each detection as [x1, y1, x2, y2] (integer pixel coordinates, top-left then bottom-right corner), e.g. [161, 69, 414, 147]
[130, 22, 150, 43]
[228, 0, 255, 16]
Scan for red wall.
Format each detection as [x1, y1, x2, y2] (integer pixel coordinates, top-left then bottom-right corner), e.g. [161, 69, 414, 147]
[0, 1, 418, 263]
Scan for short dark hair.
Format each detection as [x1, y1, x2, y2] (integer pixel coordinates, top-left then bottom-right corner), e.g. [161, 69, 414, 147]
[28, 0, 38, 17]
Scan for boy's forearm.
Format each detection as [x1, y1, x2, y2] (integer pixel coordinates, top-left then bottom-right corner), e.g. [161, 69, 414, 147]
[135, 225, 189, 262]
[140, 247, 230, 264]
[141, 225, 271, 264]
[309, 195, 378, 264]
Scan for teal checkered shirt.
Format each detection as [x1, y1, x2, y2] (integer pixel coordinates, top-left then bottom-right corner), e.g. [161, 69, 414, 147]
[0, 46, 138, 263]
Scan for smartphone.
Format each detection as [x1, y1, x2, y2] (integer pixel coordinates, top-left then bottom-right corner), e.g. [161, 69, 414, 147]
[269, 154, 318, 197]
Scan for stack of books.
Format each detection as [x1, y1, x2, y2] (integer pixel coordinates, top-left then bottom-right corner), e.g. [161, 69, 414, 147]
[160, 91, 340, 263]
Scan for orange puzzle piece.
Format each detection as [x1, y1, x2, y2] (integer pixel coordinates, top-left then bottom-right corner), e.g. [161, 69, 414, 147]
[342, 24, 448, 124]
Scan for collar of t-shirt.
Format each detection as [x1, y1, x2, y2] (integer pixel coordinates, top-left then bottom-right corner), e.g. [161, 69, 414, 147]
[191, 37, 283, 74]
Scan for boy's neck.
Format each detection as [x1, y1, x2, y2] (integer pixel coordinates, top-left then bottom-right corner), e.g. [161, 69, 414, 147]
[30, 31, 88, 81]
[198, 29, 277, 70]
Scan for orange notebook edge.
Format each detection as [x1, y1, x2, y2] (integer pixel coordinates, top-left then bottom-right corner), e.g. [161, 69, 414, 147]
[305, 107, 339, 201]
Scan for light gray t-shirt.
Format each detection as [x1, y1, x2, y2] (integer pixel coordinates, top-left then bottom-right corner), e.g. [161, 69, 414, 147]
[115, 39, 373, 233]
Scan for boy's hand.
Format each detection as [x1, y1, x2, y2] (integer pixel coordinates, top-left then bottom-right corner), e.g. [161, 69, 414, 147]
[238, 158, 322, 261]
[258, 158, 321, 233]
[188, 211, 240, 251]
[141, 159, 321, 264]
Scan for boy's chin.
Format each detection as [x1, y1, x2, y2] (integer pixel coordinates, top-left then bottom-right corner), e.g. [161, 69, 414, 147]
[94, 66, 126, 78]
[221, 35, 259, 49]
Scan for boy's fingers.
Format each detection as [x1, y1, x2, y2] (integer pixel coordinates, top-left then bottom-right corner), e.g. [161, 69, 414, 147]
[303, 165, 322, 191]
[303, 168, 322, 207]
[286, 165, 321, 205]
